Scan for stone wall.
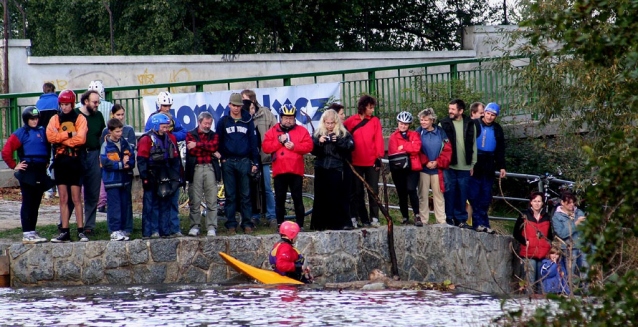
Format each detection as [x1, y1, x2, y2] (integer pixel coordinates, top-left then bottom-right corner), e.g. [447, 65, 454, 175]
[8, 225, 515, 294]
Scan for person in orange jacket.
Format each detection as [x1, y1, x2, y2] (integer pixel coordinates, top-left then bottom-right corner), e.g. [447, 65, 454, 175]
[388, 111, 423, 226]
[262, 104, 314, 229]
[46, 89, 89, 243]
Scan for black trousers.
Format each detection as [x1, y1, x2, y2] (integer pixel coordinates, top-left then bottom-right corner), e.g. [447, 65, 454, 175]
[391, 169, 420, 219]
[274, 173, 305, 227]
[311, 167, 350, 230]
[350, 165, 380, 223]
[19, 181, 45, 232]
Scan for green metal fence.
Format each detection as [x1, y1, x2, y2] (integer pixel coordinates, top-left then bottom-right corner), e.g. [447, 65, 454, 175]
[0, 56, 527, 154]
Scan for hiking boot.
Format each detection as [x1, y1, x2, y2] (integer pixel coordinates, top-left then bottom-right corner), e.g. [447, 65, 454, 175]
[110, 231, 125, 241]
[351, 218, 358, 229]
[269, 219, 278, 229]
[414, 215, 424, 227]
[228, 228, 237, 235]
[457, 222, 473, 230]
[401, 217, 410, 225]
[371, 218, 381, 227]
[244, 227, 254, 235]
[22, 232, 47, 244]
[51, 231, 71, 243]
[78, 232, 89, 242]
[207, 229, 216, 237]
[188, 227, 200, 236]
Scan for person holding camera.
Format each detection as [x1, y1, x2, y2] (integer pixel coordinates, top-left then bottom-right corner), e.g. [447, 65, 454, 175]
[262, 104, 313, 229]
[513, 192, 555, 293]
[310, 109, 354, 230]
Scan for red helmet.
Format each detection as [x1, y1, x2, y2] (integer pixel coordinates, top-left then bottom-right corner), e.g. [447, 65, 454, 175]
[279, 221, 300, 240]
[58, 89, 76, 104]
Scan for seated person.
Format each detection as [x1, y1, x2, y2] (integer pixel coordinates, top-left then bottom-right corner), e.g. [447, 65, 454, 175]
[269, 221, 312, 283]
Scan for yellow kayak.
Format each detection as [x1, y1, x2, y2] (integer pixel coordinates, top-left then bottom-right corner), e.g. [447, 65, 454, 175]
[218, 252, 304, 285]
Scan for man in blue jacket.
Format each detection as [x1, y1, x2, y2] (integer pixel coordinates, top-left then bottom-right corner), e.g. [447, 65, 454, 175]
[216, 93, 259, 234]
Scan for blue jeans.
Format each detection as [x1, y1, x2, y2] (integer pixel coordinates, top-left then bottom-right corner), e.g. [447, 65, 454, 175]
[443, 169, 471, 224]
[252, 164, 276, 220]
[106, 187, 129, 233]
[468, 175, 494, 228]
[142, 190, 171, 237]
[222, 157, 253, 229]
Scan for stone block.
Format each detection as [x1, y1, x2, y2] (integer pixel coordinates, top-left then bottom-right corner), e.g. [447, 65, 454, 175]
[165, 262, 180, 283]
[208, 263, 230, 283]
[181, 266, 206, 283]
[178, 239, 200, 268]
[192, 254, 211, 271]
[105, 269, 132, 284]
[150, 239, 179, 262]
[9, 243, 31, 259]
[84, 242, 106, 258]
[52, 244, 72, 258]
[128, 240, 149, 265]
[104, 242, 129, 269]
[201, 238, 228, 262]
[56, 260, 81, 281]
[228, 236, 263, 253]
[82, 259, 104, 284]
[133, 264, 167, 284]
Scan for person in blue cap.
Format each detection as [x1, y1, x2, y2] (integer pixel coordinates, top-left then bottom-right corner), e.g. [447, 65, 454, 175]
[468, 102, 506, 234]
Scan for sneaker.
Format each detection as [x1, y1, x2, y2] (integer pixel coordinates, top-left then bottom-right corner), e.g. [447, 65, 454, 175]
[414, 215, 424, 227]
[476, 225, 496, 234]
[51, 231, 71, 243]
[351, 218, 358, 229]
[457, 222, 473, 230]
[169, 232, 183, 238]
[188, 227, 200, 236]
[111, 231, 125, 241]
[121, 231, 130, 241]
[78, 232, 89, 242]
[32, 232, 48, 243]
[207, 229, 216, 237]
[371, 218, 380, 227]
[22, 233, 47, 244]
[244, 227, 254, 235]
[97, 206, 106, 213]
[151, 232, 160, 239]
[401, 217, 410, 225]
[269, 219, 278, 229]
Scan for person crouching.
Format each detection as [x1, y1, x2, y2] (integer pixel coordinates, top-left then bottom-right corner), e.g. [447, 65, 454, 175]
[269, 221, 312, 283]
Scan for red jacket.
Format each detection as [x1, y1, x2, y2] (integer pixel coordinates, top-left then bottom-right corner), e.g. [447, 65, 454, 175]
[343, 115, 384, 166]
[271, 240, 301, 274]
[514, 208, 553, 259]
[417, 129, 452, 193]
[388, 130, 422, 171]
[262, 123, 313, 177]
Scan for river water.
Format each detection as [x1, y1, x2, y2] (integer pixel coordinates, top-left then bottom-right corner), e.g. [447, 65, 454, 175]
[0, 283, 550, 326]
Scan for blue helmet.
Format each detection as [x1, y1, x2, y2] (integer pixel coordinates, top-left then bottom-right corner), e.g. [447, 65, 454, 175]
[484, 103, 500, 116]
[150, 113, 171, 131]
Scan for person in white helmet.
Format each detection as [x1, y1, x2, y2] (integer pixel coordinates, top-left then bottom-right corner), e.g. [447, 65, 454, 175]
[76, 81, 113, 125]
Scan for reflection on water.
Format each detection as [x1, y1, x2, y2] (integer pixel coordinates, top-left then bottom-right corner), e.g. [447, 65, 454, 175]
[0, 284, 545, 326]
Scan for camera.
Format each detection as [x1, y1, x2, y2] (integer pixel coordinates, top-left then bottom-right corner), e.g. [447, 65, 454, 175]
[328, 133, 336, 142]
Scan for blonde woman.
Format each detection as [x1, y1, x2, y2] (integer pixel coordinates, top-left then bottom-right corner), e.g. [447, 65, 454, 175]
[310, 109, 354, 230]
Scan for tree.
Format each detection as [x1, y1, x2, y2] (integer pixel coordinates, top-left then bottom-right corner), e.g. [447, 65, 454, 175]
[499, 0, 638, 324]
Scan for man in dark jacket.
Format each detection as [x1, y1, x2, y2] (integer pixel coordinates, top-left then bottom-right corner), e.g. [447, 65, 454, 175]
[216, 93, 259, 234]
[468, 103, 506, 234]
[438, 99, 477, 229]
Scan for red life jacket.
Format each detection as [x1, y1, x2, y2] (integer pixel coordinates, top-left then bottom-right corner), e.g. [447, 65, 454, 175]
[519, 213, 552, 259]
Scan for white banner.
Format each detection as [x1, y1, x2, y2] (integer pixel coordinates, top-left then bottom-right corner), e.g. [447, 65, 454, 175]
[142, 82, 340, 132]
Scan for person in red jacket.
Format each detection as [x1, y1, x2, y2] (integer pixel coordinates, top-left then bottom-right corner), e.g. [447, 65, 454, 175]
[343, 95, 385, 228]
[388, 112, 423, 226]
[269, 221, 312, 283]
[513, 192, 554, 293]
[262, 104, 314, 229]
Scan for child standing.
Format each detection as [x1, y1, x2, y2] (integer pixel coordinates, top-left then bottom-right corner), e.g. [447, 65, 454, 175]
[269, 221, 312, 283]
[100, 118, 135, 241]
[540, 247, 570, 295]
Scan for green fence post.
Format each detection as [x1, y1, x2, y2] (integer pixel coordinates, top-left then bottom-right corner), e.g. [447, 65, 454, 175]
[9, 97, 19, 133]
[196, 84, 204, 92]
[283, 78, 291, 86]
[367, 71, 376, 95]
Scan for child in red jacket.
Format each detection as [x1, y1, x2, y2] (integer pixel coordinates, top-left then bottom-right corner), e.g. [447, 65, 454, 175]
[269, 221, 312, 283]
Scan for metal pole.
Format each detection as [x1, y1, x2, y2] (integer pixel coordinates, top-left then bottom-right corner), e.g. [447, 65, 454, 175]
[3, 0, 9, 93]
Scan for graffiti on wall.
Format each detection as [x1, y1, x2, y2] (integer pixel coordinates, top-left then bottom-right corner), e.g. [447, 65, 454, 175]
[137, 69, 157, 96]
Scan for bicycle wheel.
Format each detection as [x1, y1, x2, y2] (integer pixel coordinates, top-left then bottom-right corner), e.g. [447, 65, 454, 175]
[283, 192, 314, 220]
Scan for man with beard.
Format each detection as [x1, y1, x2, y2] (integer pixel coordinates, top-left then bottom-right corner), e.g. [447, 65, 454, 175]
[185, 112, 221, 237]
[438, 99, 478, 229]
[75, 90, 106, 234]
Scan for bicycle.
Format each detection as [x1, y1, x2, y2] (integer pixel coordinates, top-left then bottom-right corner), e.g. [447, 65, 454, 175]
[527, 170, 575, 216]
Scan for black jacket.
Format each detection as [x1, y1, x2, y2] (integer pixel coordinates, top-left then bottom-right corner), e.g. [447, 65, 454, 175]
[439, 114, 477, 166]
[311, 132, 354, 170]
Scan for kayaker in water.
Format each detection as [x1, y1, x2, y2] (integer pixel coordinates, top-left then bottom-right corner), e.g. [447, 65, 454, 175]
[269, 221, 313, 283]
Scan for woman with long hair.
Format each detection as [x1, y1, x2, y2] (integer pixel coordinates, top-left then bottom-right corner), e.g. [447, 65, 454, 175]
[310, 109, 354, 230]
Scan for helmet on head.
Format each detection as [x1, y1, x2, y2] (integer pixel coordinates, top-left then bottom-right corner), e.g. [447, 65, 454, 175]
[484, 103, 500, 116]
[150, 113, 171, 132]
[157, 91, 173, 107]
[58, 89, 76, 105]
[22, 106, 40, 125]
[280, 104, 296, 117]
[88, 80, 105, 99]
[396, 111, 413, 124]
[279, 221, 300, 240]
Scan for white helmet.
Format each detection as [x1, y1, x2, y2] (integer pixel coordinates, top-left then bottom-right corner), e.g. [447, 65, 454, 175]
[88, 80, 105, 99]
[157, 91, 173, 106]
[397, 111, 413, 124]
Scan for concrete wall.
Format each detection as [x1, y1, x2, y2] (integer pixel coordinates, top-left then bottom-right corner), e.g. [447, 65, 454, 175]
[8, 225, 516, 294]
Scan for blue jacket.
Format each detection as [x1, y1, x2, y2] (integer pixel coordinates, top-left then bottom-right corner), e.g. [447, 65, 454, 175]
[101, 125, 137, 151]
[552, 206, 586, 250]
[35, 93, 59, 111]
[100, 136, 135, 189]
[144, 111, 186, 142]
[540, 259, 570, 294]
[215, 110, 259, 163]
